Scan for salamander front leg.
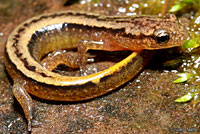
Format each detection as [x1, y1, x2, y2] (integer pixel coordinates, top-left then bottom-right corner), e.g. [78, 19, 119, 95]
[77, 40, 107, 75]
[77, 41, 90, 75]
[12, 80, 32, 131]
[77, 40, 128, 75]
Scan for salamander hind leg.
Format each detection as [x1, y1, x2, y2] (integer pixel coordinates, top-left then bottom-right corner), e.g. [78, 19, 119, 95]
[41, 50, 79, 71]
[12, 79, 33, 131]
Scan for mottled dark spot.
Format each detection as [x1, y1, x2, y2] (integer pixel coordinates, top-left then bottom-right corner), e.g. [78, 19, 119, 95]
[145, 18, 150, 21]
[21, 58, 36, 71]
[26, 64, 36, 71]
[15, 34, 20, 38]
[31, 19, 38, 24]
[14, 49, 20, 57]
[23, 23, 28, 27]
[12, 38, 19, 44]
[16, 52, 22, 57]
[18, 28, 25, 33]
[40, 72, 47, 77]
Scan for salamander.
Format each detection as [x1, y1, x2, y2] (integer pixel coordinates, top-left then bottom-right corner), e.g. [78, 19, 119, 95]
[4, 11, 188, 131]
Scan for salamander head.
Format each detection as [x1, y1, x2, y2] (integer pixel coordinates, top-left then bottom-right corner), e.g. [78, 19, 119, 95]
[124, 14, 188, 50]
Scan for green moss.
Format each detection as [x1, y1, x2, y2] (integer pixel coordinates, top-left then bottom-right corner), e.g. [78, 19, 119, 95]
[173, 73, 193, 83]
[175, 88, 200, 103]
[175, 92, 194, 102]
[169, 0, 199, 13]
[182, 39, 200, 49]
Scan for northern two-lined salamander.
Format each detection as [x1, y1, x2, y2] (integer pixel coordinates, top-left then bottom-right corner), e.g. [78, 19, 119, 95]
[5, 11, 188, 131]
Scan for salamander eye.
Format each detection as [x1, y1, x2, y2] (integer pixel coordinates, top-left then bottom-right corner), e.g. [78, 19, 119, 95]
[154, 29, 170, 44]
